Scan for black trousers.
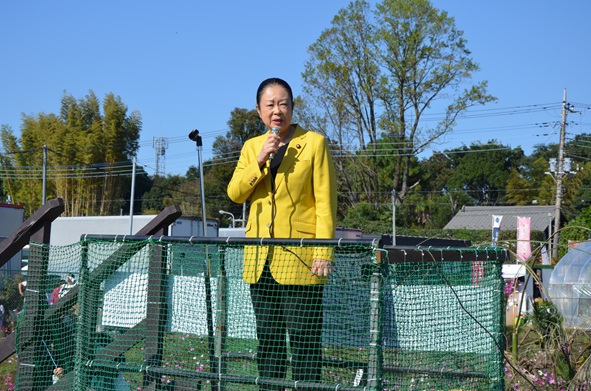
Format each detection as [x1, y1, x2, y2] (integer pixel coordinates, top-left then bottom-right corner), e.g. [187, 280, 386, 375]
[249, 266, 324, 391]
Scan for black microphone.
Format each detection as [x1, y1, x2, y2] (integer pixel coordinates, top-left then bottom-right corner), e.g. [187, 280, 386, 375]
[269, 127, 280, 160]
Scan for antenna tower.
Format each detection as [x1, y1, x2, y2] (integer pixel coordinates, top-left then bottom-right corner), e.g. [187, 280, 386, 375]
[153, 137, 169, 177]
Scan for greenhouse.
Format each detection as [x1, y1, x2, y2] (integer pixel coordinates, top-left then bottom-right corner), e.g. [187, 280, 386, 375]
[548, 241, 591, 329]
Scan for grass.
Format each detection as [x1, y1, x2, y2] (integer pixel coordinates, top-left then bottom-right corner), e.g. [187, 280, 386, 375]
[0, 324, 588, 390]
[0, 354, 17, 391]
[504, 324, 591, 391]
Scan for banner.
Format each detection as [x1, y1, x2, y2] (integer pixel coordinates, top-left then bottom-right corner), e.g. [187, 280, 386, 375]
[492, 215, 503, 246]
[517, 216, 532, 262]
[541, 245, 550, 265]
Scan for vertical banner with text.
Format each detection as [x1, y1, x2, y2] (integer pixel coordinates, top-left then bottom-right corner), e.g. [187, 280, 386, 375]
[517, 216, 532, 262]
[492, 215, 503, 246]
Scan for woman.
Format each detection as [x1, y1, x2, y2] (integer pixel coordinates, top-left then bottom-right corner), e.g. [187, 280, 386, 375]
[227, 77, 337, 390]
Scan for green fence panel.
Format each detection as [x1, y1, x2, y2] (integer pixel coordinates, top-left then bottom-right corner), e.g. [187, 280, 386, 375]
[14, 238, 504, 391]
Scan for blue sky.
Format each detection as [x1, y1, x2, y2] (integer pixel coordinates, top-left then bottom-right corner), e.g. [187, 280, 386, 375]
[1, 1, 590, 176]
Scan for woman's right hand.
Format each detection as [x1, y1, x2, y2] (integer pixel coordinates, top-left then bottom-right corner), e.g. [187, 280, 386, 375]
[258, 132, 280, 166]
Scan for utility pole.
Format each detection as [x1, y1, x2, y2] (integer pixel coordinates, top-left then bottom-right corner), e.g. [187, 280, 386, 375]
[391, 190, 397, 246]
[42, 145, 47, 205]
[552, 89, 575, 259]
[129, 156, 136, 234]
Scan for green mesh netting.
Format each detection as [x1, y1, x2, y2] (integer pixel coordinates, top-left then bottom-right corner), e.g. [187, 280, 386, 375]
[15, 238, 504, 391]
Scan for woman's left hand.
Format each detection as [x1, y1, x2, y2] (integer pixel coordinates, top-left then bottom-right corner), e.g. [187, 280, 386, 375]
[311, 259, 333, 277]
[53, 367, 64, 378]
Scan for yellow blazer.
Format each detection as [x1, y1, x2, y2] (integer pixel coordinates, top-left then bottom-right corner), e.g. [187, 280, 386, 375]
[227, 125, 337, 285]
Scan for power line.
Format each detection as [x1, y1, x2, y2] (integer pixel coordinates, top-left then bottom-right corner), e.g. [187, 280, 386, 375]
[3, 102, 588, 180]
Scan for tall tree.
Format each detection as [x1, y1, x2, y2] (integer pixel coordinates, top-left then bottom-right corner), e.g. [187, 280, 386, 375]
[506, 140, 585, 219]
[506, 155, 555, 206]
[1, 126, 25, 208]
[141, 175, 186, 214]
[416, 151, 470, 227]
[561, 133, 591, 218]
[447, 140, 525, 205]
[376, 0, 495, 203]
[213, 108, 266, 158]
[0, 91, 141, 216]
[302, 0, 495, 212]
[303, 0, 382, 209]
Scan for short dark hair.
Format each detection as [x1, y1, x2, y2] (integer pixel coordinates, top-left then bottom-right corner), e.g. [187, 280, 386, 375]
[256, 77, 294, 107]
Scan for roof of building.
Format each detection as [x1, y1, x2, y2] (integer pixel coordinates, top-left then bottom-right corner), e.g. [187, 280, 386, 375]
[443, 205, 556, 232]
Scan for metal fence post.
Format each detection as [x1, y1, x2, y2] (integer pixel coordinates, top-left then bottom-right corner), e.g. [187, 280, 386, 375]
[367, 250, 383, 391]
[215, 247, 227, 391]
